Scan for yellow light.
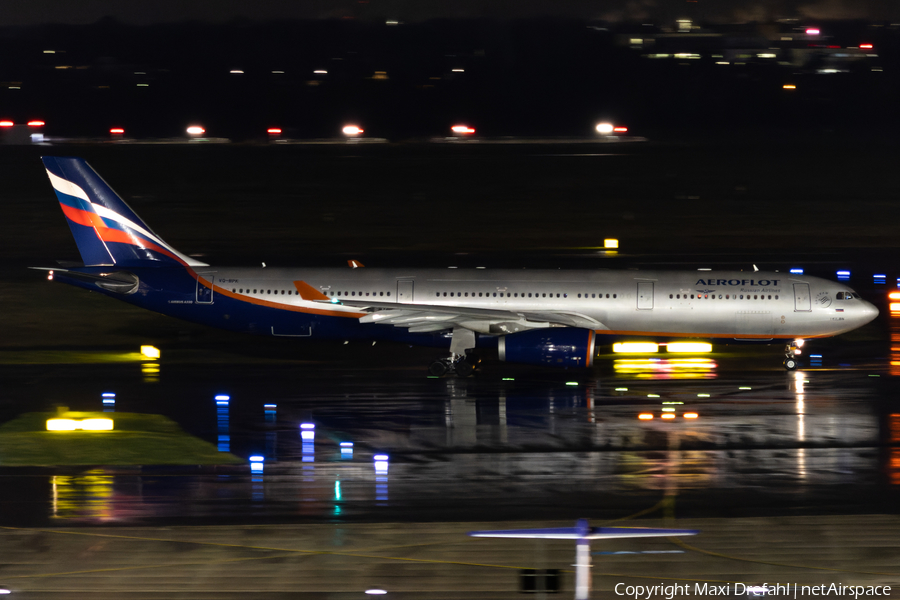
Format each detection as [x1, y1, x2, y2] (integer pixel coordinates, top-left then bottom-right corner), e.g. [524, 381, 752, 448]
[47, 418, 114, 431]
[667, 342, 712, 353]
[140, 345, 160, 359]
[661, 413, 676, 419]
[783, 84, 796, 89]
[683, 413, 699, 419]
[890, 303, 900, 313]
[661, 407, 675, 412]
[638, 413, 654, 420]
[613, 342, 659, 354]
[604, 238, 619, 249]
[889, 292, 900, 300]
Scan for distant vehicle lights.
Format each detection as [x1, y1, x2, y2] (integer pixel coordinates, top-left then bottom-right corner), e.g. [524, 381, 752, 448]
[0, 121, 13, 127]
[27, 120, 45, 127]
[806, 28, 821, 35]
[186, 125, 205, 135]
[342, 125, 364, 136]
[266, 128, 282, 134]
[595, 122, 614, 134]
[110, 128, 125, 135]
[451, 124, 475, 134]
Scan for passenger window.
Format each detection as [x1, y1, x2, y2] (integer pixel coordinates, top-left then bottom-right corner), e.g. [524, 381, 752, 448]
[387, 292, 391, 296]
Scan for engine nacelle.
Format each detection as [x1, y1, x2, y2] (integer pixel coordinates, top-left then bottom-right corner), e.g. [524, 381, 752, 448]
[497, 328, 595, 368]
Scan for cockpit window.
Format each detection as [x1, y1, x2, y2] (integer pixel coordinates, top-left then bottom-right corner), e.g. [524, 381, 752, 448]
[836, 292, 857, 300]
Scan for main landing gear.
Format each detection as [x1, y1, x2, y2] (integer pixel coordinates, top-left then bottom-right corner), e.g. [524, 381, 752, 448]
[428, 353, 481, 377]
[783, 339, 804, 371]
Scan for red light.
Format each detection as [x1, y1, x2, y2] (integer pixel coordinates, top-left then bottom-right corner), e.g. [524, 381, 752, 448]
[109, 128, 125, 134]
[613, 126, 628, 133]
[0, 121, 13, 127]
[267, 128, 282, 134]
[860, 44, 874, 50]
[27, 120, 45, 127]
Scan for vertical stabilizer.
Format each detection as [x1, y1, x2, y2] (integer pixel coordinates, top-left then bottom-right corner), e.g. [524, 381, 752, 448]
[41, 156, 207, 267]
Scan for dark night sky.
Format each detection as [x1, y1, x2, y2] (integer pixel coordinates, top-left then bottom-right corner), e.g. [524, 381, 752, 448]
[9, 0, 900, 26]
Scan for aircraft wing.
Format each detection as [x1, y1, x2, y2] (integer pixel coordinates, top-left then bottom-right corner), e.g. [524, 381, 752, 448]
[333, 299, 607, 333]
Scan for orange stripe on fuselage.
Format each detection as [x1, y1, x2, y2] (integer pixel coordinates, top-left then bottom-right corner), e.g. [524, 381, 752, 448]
[205, 278, 365, 319]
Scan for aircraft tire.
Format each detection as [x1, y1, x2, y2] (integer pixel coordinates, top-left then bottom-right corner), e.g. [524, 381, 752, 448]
[783, 357, 798, 371]
[428, 360, 449, 377]
[455, 358, 476, 377]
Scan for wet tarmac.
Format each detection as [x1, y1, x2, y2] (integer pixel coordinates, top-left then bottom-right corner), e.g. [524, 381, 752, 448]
[0, 334, 897, 528]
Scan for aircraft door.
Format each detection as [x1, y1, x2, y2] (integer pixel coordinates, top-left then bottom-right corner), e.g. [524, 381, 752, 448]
[196, 272, 216, 304]
[636, 282, 654, 310]
[793, 283, 811, 312]
[397, 279, 414, 304]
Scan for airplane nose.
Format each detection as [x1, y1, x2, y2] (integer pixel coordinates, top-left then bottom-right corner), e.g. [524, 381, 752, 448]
[860, 300, 879, 324]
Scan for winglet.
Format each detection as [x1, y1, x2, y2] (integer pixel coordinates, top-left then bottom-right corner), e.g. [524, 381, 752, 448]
[293, 280, 330, 301]
[348, 260, 365, 269]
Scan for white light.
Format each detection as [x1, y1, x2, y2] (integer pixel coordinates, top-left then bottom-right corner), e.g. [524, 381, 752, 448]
[451, 125, 475, 134]
[301, 431, 315, 441]
[300, 423, 315, 429]
[314, 70, 328, 74]
[806, 28, 820, 35]
[249, 456, 264, 462]
[595, 122, 614, 134]
[140, 345, 160, 359]
[604, 238, 618, 249]
[613, 342, 659, 353]
[186, 126, 205, 135]
[365, 591, 388, 596]
[374, 454, 389, 461]
[342, 125, 363, 136]
[666, 342, 712, 353]
[230, 69, 244, 74]
[215, 395, 230, 401]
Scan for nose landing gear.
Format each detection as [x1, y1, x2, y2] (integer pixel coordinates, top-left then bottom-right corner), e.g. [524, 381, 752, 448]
[783, 339, 804, 371]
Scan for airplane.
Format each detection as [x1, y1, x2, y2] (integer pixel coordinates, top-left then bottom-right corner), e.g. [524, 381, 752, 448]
[35, 156, 879, 375]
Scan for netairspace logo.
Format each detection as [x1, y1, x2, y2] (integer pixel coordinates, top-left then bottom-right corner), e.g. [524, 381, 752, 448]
[614, 583, 892, 599]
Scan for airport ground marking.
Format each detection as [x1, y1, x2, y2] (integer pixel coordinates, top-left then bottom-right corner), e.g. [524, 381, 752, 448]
[666, 536, 900, 577]
[0, 526, 541, 576]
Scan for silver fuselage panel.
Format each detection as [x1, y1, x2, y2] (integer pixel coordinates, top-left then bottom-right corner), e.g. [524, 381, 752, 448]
[206, 268, 878, 339]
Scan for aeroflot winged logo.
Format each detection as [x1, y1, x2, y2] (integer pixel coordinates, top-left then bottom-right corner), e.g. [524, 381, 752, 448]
[696, 278, 780, 286]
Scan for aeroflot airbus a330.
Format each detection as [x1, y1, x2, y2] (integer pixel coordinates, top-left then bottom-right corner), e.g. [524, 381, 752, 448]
[36, 156, 878, 375]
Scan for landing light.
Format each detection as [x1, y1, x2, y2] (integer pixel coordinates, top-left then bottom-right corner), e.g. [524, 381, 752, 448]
[613, 342, 659, 353]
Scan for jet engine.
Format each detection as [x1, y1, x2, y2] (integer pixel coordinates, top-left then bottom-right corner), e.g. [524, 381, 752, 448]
[497, 328, 595, 368]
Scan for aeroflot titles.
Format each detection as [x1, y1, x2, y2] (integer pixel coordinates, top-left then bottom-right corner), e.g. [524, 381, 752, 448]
[696, 279, 780, 286]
